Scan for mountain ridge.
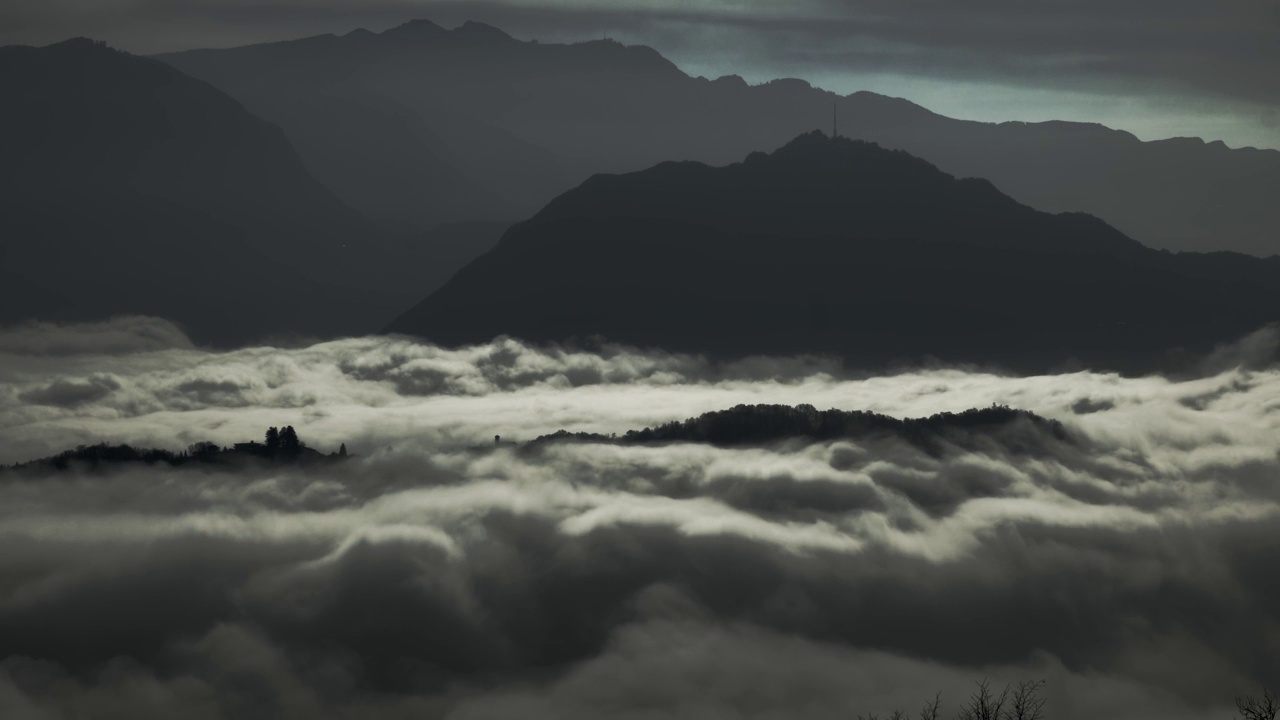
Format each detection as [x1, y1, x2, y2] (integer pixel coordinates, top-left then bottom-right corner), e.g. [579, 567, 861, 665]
[0, 37, 414, 344]
[523, 132, 1147, 257]
[387, 132, 1279, 372]
[155, 18, 1280, 254]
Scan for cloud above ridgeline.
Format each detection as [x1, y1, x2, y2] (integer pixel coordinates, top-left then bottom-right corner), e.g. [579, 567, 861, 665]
[2, 318, 1280, 718]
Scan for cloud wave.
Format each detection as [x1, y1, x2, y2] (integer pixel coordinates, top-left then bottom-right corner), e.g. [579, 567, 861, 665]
[2, 318, 1280, 718]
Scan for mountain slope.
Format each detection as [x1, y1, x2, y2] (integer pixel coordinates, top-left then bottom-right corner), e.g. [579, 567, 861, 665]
[387, 133, 1280, 372]
[159, 19, 1280, 255]
[844, 93, 1280, 256]
[0, 38, 410, 344]
[160, 23, 583, 230]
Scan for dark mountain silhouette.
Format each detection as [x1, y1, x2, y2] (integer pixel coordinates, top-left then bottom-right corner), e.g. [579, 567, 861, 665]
[0, 38, 484, 344]
[395, 220, 513, 297]
[159, 22, 588, 231]
[159, 19, 1280, 254]
[387, 133, 1280, 373]
[5, 426, 349, 473]
[528, 403, 1068, 456]
[847, 96, 1280, 257]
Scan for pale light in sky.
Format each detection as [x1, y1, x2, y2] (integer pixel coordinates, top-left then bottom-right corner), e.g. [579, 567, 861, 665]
[2, 0, 1278, 150]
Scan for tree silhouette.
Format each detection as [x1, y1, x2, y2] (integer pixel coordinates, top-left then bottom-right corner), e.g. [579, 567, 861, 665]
[187, 441, 219, 458]
[918, 692, 941, 720]
[265, 427, 280, 453]
[957, 679, 1008, 720]
[339, 442, 347, 457]
[1008, 680, 1047, 720]
[1238, 690, 1279, 720]
[280, 426, 301, 455]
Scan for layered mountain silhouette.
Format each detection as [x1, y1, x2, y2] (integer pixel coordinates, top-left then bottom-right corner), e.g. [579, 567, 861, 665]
[0, 38, 503, 344]
[160, 19, 1280, 254]
[387, 132, 1280, 372]
[159, 22, 583, 231]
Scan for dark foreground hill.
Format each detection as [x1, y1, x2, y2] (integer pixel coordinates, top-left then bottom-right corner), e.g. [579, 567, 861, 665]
[0, 39, 428, 345]
[388, 132, 1280, 373]
[160, 19, 1280, 254]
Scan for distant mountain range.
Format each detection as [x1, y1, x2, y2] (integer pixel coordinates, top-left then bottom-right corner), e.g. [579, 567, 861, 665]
[388, 132, 1280, 372]
[0, 38, 508, 344]
[0, 38, 391, 343]
[160, 19, 1280, 255]
[3, 24, 1277, 350]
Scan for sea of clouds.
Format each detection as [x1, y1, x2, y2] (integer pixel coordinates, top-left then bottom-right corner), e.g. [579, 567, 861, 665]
[1, 316, 1279, 719]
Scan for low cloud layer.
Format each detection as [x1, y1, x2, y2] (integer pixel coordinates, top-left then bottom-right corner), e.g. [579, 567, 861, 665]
[2, 317, 1280, 718]
[0, 316, 195, 358]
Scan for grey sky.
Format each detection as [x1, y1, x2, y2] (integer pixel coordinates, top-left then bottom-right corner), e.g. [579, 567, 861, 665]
[3, 0, 1278, 148]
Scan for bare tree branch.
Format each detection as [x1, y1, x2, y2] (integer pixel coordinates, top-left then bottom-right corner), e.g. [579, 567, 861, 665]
[957, 678, 1008, 720]
[1007, 679, 1048, 720]
[919, 692, 942, 720]
[1237, 688, 1279, 720]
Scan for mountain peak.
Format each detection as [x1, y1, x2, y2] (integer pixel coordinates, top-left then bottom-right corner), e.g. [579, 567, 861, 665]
[386, 134, 1273, 372]
[779, 128, 836, 148]
[521, 130, 1139, 261]
[764, 131, 944, 178]
[756, 77, 815, 96]
[453, 20, 514, 43]
[43, 36, 115, 55]
[380, 19, 447, 41]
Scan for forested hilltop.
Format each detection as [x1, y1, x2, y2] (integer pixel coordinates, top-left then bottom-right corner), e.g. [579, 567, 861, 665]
[529, 403, 1068, 453]
[6, 426, 348, 472]
[6, 404, 1061, 470]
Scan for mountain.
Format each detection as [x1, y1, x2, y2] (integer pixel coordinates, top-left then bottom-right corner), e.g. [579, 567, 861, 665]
[387, 132, 1280, 373]
[0, 38, 424, 344]
[159, 19, 1280, 254]
[392, 220, 512, 298]
[845, 95, 1280, 256]
[159, 22, 584, 231]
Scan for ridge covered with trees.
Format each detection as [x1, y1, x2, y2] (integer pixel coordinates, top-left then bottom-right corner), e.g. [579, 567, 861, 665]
[5, 425, 349, 472]
[526, 402, 1068, 453]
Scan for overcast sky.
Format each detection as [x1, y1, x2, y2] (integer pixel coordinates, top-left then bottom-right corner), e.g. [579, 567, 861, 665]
[2, 0, 1278, 149]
